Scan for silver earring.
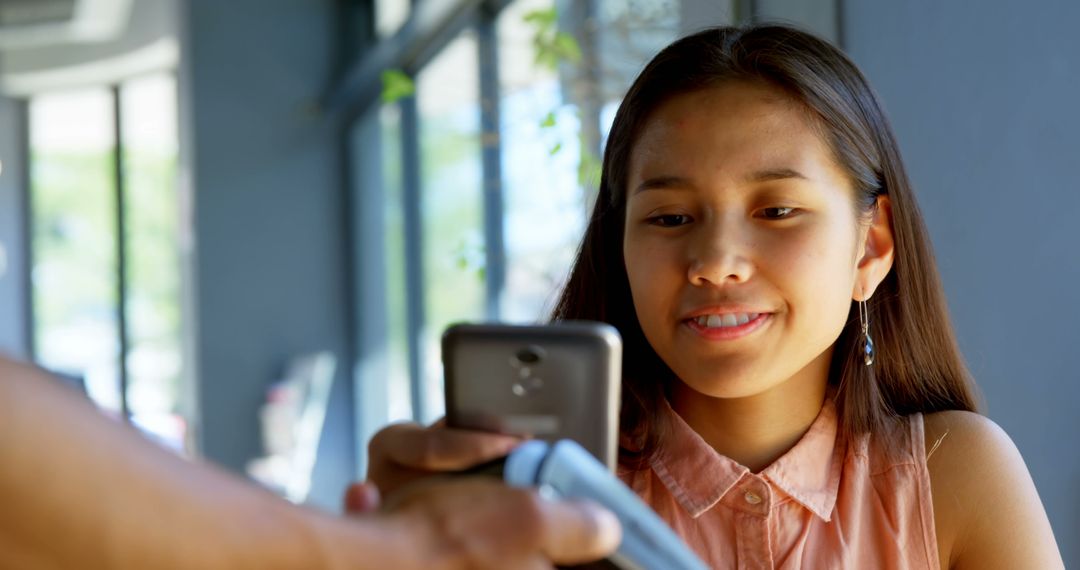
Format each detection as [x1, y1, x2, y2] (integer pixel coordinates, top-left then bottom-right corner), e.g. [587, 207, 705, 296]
[859, 297, 875, 366]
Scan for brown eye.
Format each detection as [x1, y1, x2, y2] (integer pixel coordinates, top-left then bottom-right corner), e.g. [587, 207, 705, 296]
[760, 207, 796, 219]
[649, 214, 692, 227]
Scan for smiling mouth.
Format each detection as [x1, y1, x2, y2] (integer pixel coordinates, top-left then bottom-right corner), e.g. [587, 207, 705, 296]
[683, 312, 771, 339]
[690, 313, 762, 328]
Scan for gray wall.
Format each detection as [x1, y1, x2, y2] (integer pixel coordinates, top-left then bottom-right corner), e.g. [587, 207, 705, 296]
[680, 0, 837, 43]
[843, 1, 1080, 564]
[178, 0, 355, 510]
[0, 96, 29, 360]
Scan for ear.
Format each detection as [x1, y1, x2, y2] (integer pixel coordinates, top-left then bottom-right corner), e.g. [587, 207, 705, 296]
[853, 194, 895, 302]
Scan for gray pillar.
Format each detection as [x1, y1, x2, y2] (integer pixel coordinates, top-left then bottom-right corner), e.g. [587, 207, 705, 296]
[679, 0, 839, 42]
[754, 0, 839, 44]
[0, 96, 30, 360]
[680, 0, 735, 33]
[178, 0, 355, 510]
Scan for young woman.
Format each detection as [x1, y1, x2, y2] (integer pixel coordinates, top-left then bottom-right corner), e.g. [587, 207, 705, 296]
[361, 25, 1064, 568]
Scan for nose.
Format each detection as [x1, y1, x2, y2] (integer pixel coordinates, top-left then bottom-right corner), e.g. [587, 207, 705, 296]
[686, 219, 753, 286]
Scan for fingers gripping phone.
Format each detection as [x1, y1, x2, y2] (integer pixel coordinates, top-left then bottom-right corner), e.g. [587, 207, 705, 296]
[442, 322, 622, 471]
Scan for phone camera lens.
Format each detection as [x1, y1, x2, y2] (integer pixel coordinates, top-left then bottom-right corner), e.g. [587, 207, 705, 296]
[514, 346, 543, 365]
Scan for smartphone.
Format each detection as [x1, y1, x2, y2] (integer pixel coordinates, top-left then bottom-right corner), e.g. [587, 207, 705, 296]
[442, 321, 622, 471]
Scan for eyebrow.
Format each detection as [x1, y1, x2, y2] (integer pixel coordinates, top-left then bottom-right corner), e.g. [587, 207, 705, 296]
[632, 175, 691, 195]
[632, 167, 810, 195]
[747, 168, 810, 184]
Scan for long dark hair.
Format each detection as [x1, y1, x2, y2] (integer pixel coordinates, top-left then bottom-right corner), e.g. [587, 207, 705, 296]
[551, 24, 980, 467]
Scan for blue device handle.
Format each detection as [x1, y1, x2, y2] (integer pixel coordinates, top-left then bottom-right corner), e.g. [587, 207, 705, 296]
[503, 439, 709, 570]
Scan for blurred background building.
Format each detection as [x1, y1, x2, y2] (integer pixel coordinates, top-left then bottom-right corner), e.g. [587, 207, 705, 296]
[0, 0, 1076, 564]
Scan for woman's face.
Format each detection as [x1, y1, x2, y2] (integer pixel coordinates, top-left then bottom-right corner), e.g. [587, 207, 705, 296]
[623, 81, 869, 399]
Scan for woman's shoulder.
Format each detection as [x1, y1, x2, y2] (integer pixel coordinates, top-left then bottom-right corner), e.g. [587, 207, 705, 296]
[921, 409, 1024, 490]
[920, 410, 1016, 510]
[922, 409, 1009, 462]
[920, 410, 1063, 569]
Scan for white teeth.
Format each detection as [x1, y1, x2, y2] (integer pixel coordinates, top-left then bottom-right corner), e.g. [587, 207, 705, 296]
[693, 313, 760, 328]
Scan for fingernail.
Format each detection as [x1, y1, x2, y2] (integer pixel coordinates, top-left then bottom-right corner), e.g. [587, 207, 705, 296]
[586, 505, 622, 548]
[361, 483, 381, 508]
[345, 482, 381, 514]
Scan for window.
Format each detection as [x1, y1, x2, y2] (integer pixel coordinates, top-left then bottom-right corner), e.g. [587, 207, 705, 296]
[498, 0, 590, 322]
[375, 0, 409, 38]
[28, 74, 185, 451]
[118, 74, 184, 450]
[417, 30, 484, 423]
[30, 88, 120, 411]
[379, 103, 413, 425]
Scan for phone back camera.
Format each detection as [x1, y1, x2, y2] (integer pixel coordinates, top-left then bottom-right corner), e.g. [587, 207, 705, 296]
[513, 346, 544, 365]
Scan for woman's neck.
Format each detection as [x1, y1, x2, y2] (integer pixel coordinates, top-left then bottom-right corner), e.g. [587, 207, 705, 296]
[669, 351, 832, 473]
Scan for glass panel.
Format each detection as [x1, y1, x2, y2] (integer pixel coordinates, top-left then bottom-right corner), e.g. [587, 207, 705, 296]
[595, 0, 682, 134]
[375, 0, 409, 38]
[29, 88, 120, 414]
[498, 0, 588, 323]
[119, 74, 185, 452]
[417, 30, 483, 423]
[380, 103, 413, 424]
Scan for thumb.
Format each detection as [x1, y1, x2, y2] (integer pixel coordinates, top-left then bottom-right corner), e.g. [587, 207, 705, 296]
[343, 481, 381, 515]
[540, 499, 622, 564]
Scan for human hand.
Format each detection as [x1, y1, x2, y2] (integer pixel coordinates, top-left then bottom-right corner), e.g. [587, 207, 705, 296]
[377, 477, 621, 570]
[355, 420, 522, 506]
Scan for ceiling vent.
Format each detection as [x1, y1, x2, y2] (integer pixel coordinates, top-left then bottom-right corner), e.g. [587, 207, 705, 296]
[0, 0, 133, 50]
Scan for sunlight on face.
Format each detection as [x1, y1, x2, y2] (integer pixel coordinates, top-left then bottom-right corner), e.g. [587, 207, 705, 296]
[623, 81, 865, 400]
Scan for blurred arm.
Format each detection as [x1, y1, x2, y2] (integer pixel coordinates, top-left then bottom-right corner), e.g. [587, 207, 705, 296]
[0, 356, 394, 570]
[0, 356, 619, 570]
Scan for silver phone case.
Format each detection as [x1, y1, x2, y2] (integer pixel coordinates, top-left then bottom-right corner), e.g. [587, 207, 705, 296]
[442, 322, 622, 471]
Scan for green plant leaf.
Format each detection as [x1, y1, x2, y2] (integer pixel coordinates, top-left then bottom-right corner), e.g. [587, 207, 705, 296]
[578, 146, 602, 188]
[540, 111, 557, 128]
[523, 8, 557, 28]
[549, 142, 563, 156]
[553, 32, 582, 63]
[534, 47, 560, 71]
[381, 69, 415, 104]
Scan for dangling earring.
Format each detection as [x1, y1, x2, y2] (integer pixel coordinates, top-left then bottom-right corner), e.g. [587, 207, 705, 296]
[859, 297, 875, 366]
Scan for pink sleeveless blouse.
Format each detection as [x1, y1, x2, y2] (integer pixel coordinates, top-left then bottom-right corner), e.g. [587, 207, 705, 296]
[620, 398, 940, 569]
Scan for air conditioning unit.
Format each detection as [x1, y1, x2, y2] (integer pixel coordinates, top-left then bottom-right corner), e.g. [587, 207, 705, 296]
[0, 0, 134, 50]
